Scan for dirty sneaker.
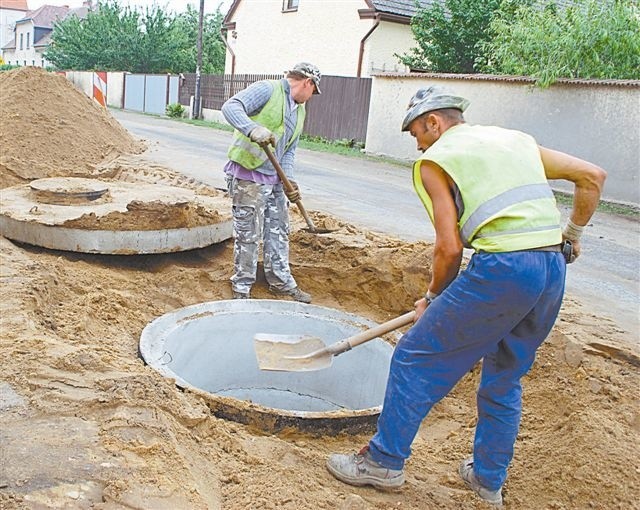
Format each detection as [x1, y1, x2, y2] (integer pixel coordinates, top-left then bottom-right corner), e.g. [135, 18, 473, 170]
[459, 457, 503, 506]
[232, 291, 250, 299]
[326, 446, 405, 490]
[268, 285, 312, 304]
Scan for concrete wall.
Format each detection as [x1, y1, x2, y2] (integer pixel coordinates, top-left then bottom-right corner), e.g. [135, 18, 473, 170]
[106, 72, 124, 108]
[366, 74, 640, 205]
[64, 71, 124, 108]
[225, 0, 411, 78]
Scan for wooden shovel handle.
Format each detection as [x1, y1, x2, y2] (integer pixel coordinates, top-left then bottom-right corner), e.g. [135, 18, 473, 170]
[263, 145, 317, 232]
[326, 311, 416, 356]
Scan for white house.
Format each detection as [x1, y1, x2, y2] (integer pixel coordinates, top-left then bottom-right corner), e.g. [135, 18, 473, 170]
[2, 2, 90, 67]
[222, 0, 435, 77]
[0, 0, 27, 57]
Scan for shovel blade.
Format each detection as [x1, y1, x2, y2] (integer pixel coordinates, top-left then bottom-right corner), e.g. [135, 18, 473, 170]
[254, 333, 333, 372]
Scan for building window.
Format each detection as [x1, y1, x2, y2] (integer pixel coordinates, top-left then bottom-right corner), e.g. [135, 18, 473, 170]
[283, 0, 299, 12]
[26, 32, 30, 49]
[19, 33, 23, 49]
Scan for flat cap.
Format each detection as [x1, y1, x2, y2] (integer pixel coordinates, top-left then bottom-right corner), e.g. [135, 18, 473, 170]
[401, 86, 470, 131]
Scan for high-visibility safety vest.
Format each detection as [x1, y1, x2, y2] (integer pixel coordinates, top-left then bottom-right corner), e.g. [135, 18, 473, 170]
[413, 124, 562, 252]
[227, 80, 306, 170]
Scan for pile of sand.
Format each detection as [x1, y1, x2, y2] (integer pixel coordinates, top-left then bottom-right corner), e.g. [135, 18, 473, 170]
[0, 67, 144, 189]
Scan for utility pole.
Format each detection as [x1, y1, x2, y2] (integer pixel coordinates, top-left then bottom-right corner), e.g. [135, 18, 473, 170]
[193, 0, 205, 119]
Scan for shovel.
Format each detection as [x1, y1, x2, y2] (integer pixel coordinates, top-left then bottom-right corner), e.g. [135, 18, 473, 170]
[254, 311, 416, 372]
[262, 145, 334, 234]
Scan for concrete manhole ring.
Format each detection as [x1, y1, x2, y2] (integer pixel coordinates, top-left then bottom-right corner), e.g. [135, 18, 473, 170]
[140, 299, 395, 435]
[0, 177, 233, 254]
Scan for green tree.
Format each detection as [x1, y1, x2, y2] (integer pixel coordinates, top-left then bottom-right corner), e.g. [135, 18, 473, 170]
[45, 2, 142, 71]
[173, 5, 226, 74]
[398, 0, 508, 73]
[480, 0, 640, 86]
[44, 1, 226, 73]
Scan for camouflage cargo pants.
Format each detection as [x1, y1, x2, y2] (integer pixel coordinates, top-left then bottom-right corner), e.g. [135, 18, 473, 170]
[227, 176, 297, 294]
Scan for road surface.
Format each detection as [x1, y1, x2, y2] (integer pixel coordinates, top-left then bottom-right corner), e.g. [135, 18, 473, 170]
[111, 109, 640, 343]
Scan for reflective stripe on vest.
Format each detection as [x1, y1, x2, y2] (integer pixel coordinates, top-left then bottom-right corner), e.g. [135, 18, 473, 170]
[228, 80, 306, 170]
[460, 183, 554, 240]
[412, 124, 562, 253]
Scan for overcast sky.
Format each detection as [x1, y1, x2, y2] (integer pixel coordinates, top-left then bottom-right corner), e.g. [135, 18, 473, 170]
[26, 0, 232, 15]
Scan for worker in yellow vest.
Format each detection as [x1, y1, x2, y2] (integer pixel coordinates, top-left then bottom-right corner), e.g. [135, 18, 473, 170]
[222, 62, 321, 302]
[327, 86, 606, 505]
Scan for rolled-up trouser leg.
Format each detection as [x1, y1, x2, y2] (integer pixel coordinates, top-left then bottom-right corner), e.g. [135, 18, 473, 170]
[229, 178, 271, 294]
[368, 251, 565, 472]
[263, 183, 296, 291]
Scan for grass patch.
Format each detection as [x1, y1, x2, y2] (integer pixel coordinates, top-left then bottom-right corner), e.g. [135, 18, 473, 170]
[174, 117, 234, 132]
[554, 191, 639, 218]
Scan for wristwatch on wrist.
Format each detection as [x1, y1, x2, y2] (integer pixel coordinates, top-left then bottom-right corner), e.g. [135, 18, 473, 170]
[424, 290, 439, 304]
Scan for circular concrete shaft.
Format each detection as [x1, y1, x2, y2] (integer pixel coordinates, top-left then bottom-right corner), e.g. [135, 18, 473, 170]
[0, 177, 232, 254]
[140, 300, 395, 435]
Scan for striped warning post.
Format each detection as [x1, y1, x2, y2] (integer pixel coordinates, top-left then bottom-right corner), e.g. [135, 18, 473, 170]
[93, 71, 107, 107]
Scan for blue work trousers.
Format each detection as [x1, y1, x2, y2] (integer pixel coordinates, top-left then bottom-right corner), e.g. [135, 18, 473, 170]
[368, 251, 566, 491]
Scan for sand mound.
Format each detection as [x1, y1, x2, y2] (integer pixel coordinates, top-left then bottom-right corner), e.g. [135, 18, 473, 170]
[0, 67, 144, 188]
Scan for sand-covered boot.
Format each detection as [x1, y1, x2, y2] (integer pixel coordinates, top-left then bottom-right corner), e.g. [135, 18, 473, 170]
[459, 457, 503, 506]
[326, 446, 404, 490]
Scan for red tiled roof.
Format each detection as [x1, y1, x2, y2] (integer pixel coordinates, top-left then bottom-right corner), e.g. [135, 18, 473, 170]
[0, 0, 28, 11]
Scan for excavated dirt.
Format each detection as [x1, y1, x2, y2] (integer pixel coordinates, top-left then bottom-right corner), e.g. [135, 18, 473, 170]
[61, 200, 224, 230]
[0, 67, 639, 509]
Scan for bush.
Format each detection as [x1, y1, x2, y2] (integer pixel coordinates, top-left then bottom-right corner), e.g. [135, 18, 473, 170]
[480, 0, 640, 87]
[165, 102, 185, 118]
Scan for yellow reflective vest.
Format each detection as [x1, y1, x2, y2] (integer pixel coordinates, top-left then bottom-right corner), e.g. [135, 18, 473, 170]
[413, 124, 562, 252]
[227, 80, 306, 170]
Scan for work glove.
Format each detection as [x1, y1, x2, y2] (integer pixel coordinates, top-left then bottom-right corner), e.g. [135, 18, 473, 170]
[285, 180, 301, 203]
[249, 126, 276, 148]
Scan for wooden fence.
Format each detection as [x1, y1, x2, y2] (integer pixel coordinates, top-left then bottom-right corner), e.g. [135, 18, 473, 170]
[178, 73, 372, 143]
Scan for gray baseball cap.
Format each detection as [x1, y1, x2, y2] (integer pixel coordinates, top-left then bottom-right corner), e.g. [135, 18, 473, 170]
[290, 62, 322, 94]
[401, 86, 470, 131]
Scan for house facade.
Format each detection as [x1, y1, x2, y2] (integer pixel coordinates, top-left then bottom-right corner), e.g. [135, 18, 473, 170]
[222, 0, 434, 77]
[0, 0, 27, 55]
[2, 3, 90, 67]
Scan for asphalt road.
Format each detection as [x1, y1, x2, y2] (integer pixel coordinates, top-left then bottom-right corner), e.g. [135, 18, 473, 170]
[111, 109, 640, 343]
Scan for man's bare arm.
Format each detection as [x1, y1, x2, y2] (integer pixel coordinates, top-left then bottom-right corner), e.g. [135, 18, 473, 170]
[414, 160, 464, 318]
[540, 146, 607, 258]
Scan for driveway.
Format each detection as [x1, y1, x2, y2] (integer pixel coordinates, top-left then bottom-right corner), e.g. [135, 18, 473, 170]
[111, 109, 640, 342]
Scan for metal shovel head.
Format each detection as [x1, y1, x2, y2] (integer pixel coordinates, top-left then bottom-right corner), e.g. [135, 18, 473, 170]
[254, 333, 332, 372]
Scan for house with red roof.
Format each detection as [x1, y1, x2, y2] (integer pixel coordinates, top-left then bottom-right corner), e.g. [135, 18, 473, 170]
[1, 1, 90, 67]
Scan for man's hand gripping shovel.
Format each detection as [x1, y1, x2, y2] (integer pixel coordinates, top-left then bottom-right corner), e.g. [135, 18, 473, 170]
[262, 145, 334, 234]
